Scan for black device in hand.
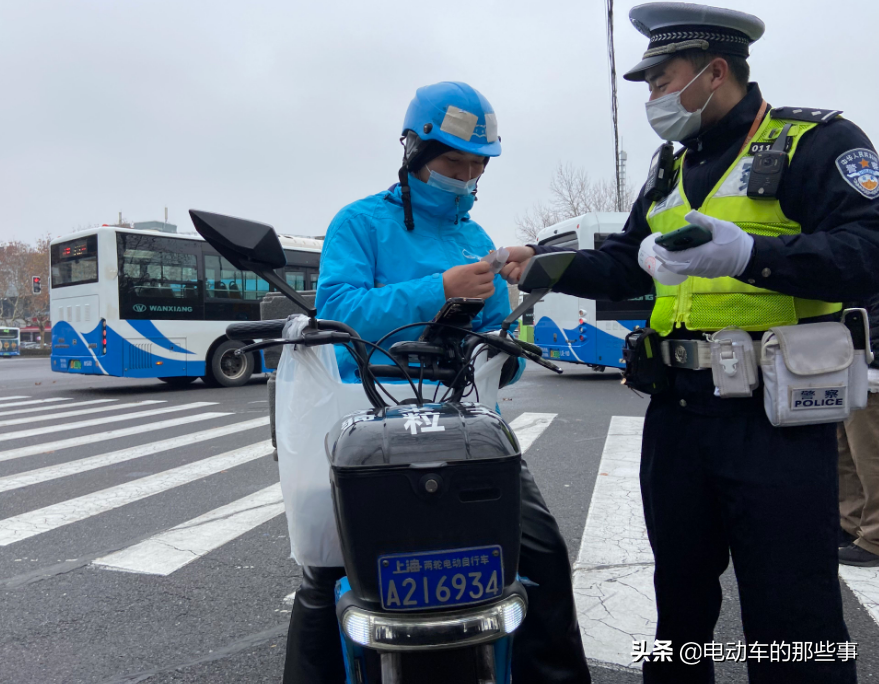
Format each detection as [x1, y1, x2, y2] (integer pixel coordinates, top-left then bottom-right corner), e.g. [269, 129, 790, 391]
[655, 224, 713, 252]
[419, 298, 485, 344]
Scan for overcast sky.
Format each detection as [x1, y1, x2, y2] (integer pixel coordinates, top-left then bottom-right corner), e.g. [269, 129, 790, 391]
[2, 1, 877, 249]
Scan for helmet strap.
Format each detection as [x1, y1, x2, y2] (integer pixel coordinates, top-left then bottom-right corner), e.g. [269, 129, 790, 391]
[398, 165, 415, 231]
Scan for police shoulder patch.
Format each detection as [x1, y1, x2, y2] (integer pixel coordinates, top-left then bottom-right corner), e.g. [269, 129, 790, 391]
[771, 107, 843, 124]
[836, 149, 879, 200]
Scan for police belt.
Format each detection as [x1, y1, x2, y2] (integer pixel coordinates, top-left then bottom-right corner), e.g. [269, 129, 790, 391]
[660, 339, 765, 370]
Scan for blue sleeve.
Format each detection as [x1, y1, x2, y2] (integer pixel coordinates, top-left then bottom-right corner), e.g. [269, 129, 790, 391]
[316, 212, 447, 342]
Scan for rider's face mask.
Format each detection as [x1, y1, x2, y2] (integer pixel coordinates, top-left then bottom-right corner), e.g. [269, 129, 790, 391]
[425, 169, 479, 196]
[645, 62, 715, 141]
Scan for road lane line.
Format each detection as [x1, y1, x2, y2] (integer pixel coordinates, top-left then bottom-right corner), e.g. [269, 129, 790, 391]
[0, 412, 231, 462]
[0, 402, 217, 441]
[0, 400, 165, 428]
[93, 483, 284, 575]
[572, 416, 653, 670]
[0, 396, 31, 403]
[0, 417, 270, 493]
[0, 397, 71, 408]
[508, 412, 557, 453]
[840, 567, 879, 628]
[0, 441, 274, 546]
[0, 399, 116, 418]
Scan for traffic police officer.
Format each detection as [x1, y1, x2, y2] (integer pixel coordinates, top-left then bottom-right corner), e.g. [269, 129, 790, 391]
[502, 3, 879, 682]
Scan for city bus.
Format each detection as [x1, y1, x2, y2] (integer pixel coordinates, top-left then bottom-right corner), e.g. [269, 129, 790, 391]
[533, 213, 653, 370]
[0, 327, 20, 357]
[49, 225, 322, 386]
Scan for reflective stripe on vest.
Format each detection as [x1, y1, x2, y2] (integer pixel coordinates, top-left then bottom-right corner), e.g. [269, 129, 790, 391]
[646, 112, 842, 336]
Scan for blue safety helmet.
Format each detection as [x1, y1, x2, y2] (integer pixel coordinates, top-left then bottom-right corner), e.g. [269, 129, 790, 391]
[398, 82, 501, 230]
[402, 81, 502, 158]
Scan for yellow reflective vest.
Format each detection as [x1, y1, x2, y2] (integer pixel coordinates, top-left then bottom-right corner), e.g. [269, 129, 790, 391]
[646, 111, 842, 336]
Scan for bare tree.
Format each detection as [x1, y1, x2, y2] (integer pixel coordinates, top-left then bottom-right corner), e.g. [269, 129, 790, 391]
[0, 237, 51, 342]
[515, 163, 634, 243]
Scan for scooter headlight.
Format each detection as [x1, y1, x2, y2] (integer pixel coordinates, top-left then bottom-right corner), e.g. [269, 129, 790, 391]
[341, 594, 527, 651]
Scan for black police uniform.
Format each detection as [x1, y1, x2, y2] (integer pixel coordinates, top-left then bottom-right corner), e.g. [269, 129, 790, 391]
[533, 82, 879, 684]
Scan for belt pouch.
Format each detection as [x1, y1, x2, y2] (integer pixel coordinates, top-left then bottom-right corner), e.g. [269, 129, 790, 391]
[761, 322, 865, 426]
[622, 328, 669, 395]
[709, 328, 758, 398]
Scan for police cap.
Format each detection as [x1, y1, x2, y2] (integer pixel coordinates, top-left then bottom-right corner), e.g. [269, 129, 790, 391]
[624, 2, 765, 82]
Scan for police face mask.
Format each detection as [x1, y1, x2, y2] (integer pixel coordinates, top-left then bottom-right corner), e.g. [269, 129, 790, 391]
[645, 63, 715, 141]
[426, 169, 478, 196]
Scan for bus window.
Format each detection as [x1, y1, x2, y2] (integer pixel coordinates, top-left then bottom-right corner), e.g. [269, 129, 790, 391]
[202, 251, 262, 321]
[540, 231, 579, 250]
[51, 235, 99, 288]
[117, 233, 200, 320]
[284, 270, 306, 290]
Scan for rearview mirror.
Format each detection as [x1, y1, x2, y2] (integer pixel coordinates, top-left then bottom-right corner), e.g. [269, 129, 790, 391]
[189, 210, 287, 271]
[518, 252, 575, 292]
[500, 252, 576, 333]
[189, 209, 317, 318]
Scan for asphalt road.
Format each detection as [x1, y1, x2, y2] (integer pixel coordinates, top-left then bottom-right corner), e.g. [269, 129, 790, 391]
[1, 357, 877, 683]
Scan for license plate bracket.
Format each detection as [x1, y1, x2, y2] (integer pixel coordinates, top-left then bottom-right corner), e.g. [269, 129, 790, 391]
[378, 545, 504, 611]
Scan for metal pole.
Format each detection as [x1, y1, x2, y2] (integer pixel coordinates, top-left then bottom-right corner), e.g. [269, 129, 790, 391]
[606, 0, 623, 211]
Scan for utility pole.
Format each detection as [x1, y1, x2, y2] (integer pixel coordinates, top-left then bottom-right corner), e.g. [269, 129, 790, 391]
[606, 0, 624, 211]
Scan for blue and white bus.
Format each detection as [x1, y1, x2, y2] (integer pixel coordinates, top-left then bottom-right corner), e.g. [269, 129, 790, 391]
[0, 327, 20, 357]
[533, 213, 653, 370]
[49, 225, 322, 386]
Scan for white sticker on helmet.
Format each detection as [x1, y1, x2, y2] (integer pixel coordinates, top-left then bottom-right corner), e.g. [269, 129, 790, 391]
[484, 113, 498, 143]
[440, 106, 478, 142]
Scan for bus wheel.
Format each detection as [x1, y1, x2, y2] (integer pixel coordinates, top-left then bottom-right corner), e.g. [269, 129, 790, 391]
[158, 376, 197, 386]
[206, 340, 254, 387]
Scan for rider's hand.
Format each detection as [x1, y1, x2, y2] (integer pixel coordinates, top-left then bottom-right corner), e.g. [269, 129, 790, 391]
[500, 246, 535, 284]
[443, 261, 496, 299]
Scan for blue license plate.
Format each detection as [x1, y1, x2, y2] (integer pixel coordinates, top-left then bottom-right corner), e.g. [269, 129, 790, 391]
[378, 545, 504, 611]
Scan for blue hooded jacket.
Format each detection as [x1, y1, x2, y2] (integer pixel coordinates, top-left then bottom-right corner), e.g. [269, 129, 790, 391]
[316, 174, 517, 383]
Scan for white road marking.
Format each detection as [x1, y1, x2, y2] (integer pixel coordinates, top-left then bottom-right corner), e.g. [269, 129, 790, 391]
[0, 402, 217, 441]
[0, 441, 274, 546]
[573, 416, 652, 670]
[0, 400, 165, 428]
[508, 412, 557, 453]
[0, 397, 71, 408]
[93, 483, 284, 575]
[283, 591, 297, 604]
[0, 396, 31, 403]
[0, 399, 116, 418]
[840, 565, 879, 627]
[0, 412, 231, 463]
[0, 417, 270, 493]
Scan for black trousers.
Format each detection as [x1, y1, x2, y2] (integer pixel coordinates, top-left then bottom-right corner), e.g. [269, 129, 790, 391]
[640, 369, 856, 684]
[282, 462, 591, 683]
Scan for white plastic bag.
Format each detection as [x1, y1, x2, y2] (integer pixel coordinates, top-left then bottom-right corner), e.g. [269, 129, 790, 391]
[275, 314, 508, 567]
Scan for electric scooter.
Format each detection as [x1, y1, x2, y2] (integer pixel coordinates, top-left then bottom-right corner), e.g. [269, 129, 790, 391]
[190, 209, 574, 683]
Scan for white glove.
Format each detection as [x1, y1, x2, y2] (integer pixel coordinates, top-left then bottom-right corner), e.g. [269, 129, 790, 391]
[653, 210, 754, 279]
[638, 233, 688, 286]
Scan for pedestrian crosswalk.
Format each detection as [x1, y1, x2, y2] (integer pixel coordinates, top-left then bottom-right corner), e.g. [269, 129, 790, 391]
[0, 397, 558, 582]
[2, 393, 877, 675]
[0, 393, 276, 569]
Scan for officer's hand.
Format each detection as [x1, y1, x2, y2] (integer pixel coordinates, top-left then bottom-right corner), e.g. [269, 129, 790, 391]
[654, 211, 754, 279]
[500, 246, 536, 284]
[443, 261, 496, 299]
